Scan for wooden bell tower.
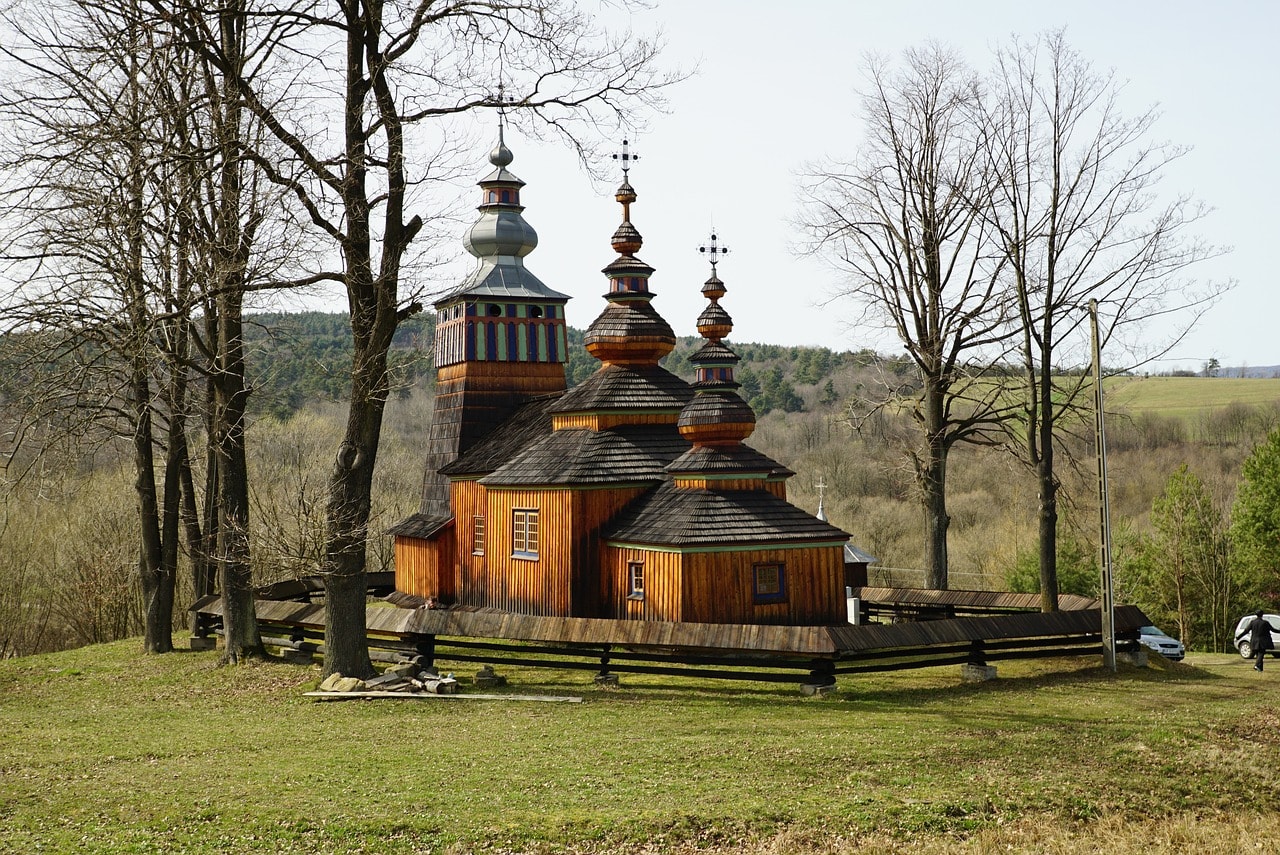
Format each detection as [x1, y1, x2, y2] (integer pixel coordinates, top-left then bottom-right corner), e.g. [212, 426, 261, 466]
[419, 128, 570, 518]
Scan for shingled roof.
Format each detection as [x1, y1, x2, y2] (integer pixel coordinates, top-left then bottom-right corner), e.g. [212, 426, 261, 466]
[438, 395, 562, 478]
[481, 424, 691, 486]
[387, 513, 453, 539]
[666, 444, 795, 478]
[550, 363, 693, 414]
[604, 481, 849, 547]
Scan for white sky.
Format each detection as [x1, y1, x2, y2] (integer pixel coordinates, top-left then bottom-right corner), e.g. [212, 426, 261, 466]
[469, 0, 1278, 373]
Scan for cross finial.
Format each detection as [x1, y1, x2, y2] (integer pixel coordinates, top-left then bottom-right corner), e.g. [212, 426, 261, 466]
[697, 231, 730, 272]
[492, 81, 515, 132]
[612, 138, 639, 179]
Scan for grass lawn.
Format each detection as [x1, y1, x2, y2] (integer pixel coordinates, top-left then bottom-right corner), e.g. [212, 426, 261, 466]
[1106, 375, 1280, 422]
[1, 641, 1278, 854]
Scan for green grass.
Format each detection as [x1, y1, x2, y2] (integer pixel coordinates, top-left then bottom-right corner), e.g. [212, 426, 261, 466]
[2, 642, 1279, 853]
[1106, 375, 1280, 421]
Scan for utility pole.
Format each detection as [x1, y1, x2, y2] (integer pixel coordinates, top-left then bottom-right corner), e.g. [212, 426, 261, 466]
[1090, 300, 1117, 672]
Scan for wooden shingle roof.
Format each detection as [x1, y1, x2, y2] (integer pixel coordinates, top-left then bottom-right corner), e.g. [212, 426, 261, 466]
[550, 363, 693, 414]
[604, 481, 849, 547]
[387, 513, 453, 539]
[437, 395, 562, 478]
[481, 424, 691, 486]
[666, 444, 794, 477]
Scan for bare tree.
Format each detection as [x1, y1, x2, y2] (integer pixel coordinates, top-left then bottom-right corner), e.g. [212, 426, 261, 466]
[161, 0, 677, 677]
[1, 0, 299, 657]
[0, 0, 199, 653]
[979, 30, 1227, 610]
[799, 45, 1014, 589]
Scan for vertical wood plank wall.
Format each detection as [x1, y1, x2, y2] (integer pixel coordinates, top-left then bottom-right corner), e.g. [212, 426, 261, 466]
[680, 546, 845, 625]
[482, 488, 573, 615]
[604, 547, 683, 621]
[571, 487, 647, 616]
[393, 528, 455, 600]
[452, 480, 486, 604]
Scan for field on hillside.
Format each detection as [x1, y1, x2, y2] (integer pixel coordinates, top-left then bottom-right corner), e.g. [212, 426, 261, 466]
[2, 642, 1279, 854]
[1106, 376, 1280, 421]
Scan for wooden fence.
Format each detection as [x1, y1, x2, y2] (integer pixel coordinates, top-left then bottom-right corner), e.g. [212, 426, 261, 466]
[192, 586, 1147, 688]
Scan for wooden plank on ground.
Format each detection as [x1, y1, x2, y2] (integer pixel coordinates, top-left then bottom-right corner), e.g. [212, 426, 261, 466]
[303, 691, 582, 703]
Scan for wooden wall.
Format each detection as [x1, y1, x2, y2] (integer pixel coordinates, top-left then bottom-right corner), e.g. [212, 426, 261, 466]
[452, 480, 488, 605]
[393, 528, 455, 600]
[569, 487, 648, 615]
[602, 544, 846, 625]
[470, 488, 574, 615]
[681, 546, 845, 625]
[603, 546, 683, 621]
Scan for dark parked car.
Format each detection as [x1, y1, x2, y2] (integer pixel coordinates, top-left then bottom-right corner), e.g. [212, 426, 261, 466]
[1233, 613, 1280, 659]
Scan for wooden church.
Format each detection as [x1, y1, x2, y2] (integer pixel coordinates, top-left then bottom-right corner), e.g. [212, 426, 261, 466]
[389, 134, 851, 627]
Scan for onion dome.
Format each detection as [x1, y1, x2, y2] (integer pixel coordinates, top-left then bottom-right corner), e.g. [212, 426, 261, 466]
[677, 232, 756, 446]
[462, 125, 538, 259]
[583, 139, 676, 365]
[432, 128, 570, 371]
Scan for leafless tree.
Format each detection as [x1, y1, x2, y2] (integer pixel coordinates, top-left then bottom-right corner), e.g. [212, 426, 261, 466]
[0, 0, 200, 653]
[1, 0, 301, 657]
[978, 30, 1228, 610]
[799, 45, 1015, 590]
[159, 0, 678, 677]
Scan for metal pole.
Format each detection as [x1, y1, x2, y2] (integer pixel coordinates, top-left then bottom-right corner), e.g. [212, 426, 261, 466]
[1090, 300, 1117, 672]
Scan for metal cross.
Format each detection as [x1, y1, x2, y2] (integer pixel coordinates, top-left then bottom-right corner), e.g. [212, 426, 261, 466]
[698, 231, 730, 272]
[491, 81, 514, 129]
[612, 138, 639, 178]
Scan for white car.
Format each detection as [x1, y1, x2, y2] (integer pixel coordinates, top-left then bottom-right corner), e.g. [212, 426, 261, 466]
[1233, 613, 1280, 659]
[1138, 625, 1185, 661]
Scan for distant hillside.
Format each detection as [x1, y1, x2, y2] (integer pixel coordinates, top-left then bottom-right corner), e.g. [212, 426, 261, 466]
[1107, 376, 1280, 421]
[244, 312, 435, 418]
[246, 311, 887, 419]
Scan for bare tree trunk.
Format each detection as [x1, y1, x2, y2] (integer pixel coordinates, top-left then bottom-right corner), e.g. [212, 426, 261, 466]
[134, 363, 172, 654]
[921, 378, 950, 590]
[210, 0, 261, 662]
[213, 309, 259, 661]
[122, 18, 174, 654]
[322, 351, 391, 678]
[318, 0, 419, 679]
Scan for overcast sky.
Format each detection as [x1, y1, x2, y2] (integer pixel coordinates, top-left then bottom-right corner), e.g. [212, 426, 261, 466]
[421, 0, 1278, 372]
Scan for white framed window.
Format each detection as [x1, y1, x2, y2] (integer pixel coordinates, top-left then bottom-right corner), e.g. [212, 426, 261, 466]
[512, 509, 539, 557]
[628, 561, 645, 600]
[472, 515, 485, 555]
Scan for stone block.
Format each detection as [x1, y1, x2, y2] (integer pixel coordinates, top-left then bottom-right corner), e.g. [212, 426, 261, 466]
[594, 673, 620, 689]
[188, 636, 217, 651]
[961, 663, 998, 683]
[383, 662, 418, 679]
[474, 665, 507, 689]
[1117, 649, 1149, 667]
[319, 674, 366, 693]
[800, 683, 837, 697]
[423, 677, 459, 695]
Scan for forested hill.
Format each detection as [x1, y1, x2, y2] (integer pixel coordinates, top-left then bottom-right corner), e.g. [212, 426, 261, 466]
[244, 311, 892, 419]
[244, 312, 435, 417]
